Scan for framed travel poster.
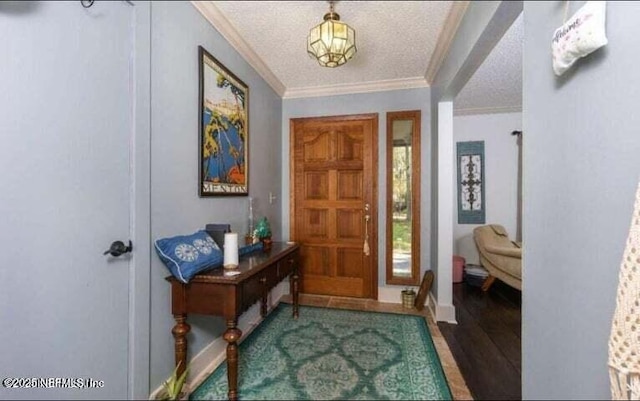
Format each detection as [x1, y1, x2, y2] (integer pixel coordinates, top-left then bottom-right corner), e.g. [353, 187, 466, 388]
[198, 45, 249, 196]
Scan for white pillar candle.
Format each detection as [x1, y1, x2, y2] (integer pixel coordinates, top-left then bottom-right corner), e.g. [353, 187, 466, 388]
[223, 232, 239, 269]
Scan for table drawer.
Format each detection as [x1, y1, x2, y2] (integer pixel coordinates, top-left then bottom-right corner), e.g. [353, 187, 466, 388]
[241, 268, 278, 311]
[277, 251, 299, 280]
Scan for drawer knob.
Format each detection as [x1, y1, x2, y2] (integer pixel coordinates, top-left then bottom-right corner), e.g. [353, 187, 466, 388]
[259, 277, 267, 284]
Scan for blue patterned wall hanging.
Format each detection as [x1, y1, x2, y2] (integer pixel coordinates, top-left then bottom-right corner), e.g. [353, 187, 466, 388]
[457, 141, 485, 224]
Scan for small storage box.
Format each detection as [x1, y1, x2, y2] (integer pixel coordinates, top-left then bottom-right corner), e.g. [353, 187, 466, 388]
[464, 264, 489, 287]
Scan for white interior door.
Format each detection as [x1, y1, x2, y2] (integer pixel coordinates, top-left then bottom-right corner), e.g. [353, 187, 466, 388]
[0, 2, 137, 399]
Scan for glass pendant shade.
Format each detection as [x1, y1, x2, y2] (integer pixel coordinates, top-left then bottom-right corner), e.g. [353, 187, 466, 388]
[307, 9, 357, 68]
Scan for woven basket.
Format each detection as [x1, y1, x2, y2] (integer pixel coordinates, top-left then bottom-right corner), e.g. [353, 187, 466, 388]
[401, 289, 416, 309]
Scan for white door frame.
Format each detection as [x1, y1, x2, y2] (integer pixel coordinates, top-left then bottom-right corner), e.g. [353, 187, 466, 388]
[129, 2, 152, 399]
[430, 1, 523, 322]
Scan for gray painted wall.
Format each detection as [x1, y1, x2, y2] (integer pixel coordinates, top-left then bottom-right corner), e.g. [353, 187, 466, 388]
[523, 2, 640, 398]
[281, 89, 431, 287]
[149, 2, 282, 391]
[453, 112, 521, 260]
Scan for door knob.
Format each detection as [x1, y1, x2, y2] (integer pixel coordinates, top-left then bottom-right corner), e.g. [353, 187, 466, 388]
[104, 240, 132, 257]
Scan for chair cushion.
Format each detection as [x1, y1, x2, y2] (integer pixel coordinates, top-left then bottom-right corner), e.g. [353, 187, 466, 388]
[473, 224, 523, 287]
[485, 244, 522, 259]
[490, 224, 508, 236]
[154, 230, 223, 283]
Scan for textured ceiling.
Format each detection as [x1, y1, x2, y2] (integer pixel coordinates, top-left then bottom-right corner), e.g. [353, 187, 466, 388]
[455, 13, 523, 114]
[212, 1, 452, 89]
[205, 1, 522, 113]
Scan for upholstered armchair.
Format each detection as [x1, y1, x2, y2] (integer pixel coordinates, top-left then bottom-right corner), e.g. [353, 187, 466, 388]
[473, 224, 522, 291]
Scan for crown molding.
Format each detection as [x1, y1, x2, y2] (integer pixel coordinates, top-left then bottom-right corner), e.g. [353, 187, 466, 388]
[191, 1, 286, 97]
[283, 77, 429, 99]
[193, 1, 469, 100]
[425, 1, 470, 85]
[454, 105, 522, 116]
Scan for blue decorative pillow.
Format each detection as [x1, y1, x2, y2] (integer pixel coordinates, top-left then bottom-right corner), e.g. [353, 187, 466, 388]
[154, 230, 223, 283]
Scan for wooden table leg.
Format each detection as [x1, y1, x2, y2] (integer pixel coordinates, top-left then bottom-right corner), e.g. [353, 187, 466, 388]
[223, 319, 242, 401]
[172, 314, 190, 378]
[260, 276, 268, 317]
[291, 266, 299, 319]
[260, 294, 268, 318]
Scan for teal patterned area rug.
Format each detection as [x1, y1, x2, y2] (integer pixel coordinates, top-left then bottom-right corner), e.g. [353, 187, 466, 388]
[191, 304, 451, 400]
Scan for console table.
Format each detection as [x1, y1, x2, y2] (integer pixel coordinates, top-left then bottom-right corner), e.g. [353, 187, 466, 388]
[166, 242, 300, 400]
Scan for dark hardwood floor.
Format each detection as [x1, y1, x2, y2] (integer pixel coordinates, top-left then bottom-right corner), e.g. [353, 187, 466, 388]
[438, 279, 522, 400]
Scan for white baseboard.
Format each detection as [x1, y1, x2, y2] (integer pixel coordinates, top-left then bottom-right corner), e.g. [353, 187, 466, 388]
[377, 285, 419, 304]
[149, 281, 289, 400]
[428, 292, 457, 323]
[379, 286, 441, 323]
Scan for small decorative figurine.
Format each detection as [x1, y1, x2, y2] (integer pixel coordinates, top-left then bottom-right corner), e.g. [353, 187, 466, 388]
[254, 217, 272, 251]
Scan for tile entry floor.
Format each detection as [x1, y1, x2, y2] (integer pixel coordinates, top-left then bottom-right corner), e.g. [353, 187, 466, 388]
[280, 293, 473, 400]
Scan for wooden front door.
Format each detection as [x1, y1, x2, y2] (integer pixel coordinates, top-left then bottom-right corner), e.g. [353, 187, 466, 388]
[290, 114, 378, 298]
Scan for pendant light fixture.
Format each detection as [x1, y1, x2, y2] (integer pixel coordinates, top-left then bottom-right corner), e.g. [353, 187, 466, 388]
[307, 1, 357, 68]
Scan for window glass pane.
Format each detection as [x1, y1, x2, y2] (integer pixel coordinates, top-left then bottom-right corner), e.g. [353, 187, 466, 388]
[392, 120, 413, 278]
[387, 111, 420, 286]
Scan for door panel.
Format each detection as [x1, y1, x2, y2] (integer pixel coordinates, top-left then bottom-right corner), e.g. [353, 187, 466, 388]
[291, 115, 377, 298]
[305, 172, 329, 199]
[336, 132, 363, 161]
[337, 171, 363, 200]
[337, 248, 365, 278]
[336, 209, 363, 239]
[0, 2, 135, 399]
[301, 246, 331, 276]
[303, 132, 332, 161]
[302, 209, 329, 238]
